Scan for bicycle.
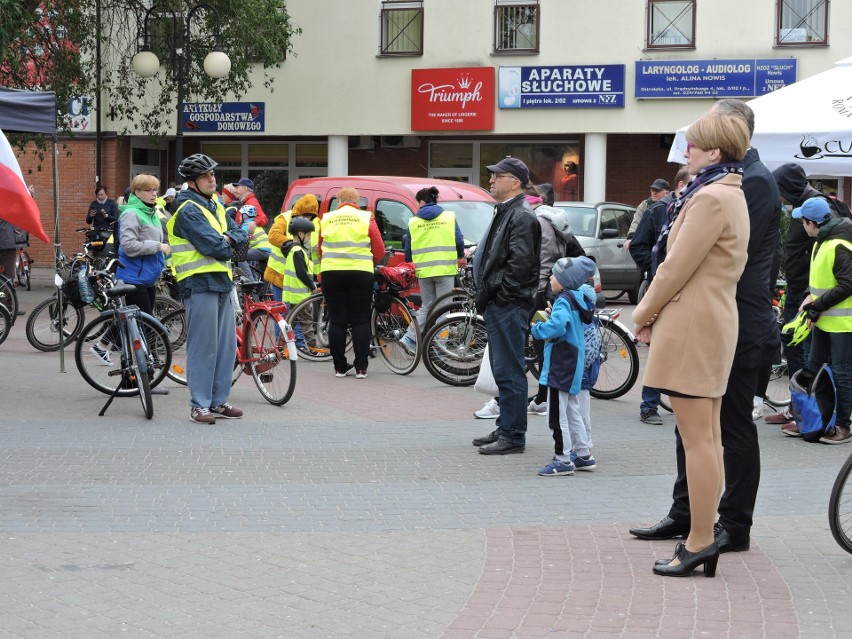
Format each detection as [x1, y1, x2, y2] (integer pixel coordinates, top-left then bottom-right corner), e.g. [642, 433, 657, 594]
[590, 309, 639, 400]
[73, 265, 173, 419]
[829, 449, 852, 554]
[161, 272, 298, 405]
[0, 300, 11, 345]
[286, 265, 421, 375]
[14, 241, 32, 291]
[0, 273, 19, 323]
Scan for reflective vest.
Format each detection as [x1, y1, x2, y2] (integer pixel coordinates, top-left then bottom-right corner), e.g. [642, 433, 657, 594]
[282, 245, 314, 304]
[167, 199, 233, 282]
[810, 237, 852, 332]
[409, 210, 457, 277]
[320, 206, 373, 273]
[248, 226, 273, 251]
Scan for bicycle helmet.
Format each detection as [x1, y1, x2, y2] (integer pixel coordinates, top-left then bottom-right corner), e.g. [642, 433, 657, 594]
[781, 310, 812, 347]
[178, 153, 218, 180]
[289, 215, 316, 235]
[239, 204, 257, 219]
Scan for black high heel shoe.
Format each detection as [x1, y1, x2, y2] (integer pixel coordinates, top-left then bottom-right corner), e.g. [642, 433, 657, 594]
[653, 542, 719, 577]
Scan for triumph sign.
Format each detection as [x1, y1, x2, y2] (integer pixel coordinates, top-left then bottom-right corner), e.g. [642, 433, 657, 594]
[411, 67, 495, 131]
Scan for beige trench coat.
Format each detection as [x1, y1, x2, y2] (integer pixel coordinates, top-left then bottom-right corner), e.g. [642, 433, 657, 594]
[632, 173, 750, 398]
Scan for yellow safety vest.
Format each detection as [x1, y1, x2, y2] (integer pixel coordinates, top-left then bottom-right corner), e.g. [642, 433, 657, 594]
[409, 210, 457, 278]
[810, 237, 852, 332]
[320, 206, 373, 273]
[249, 226, 273, 251]
[282, 245, 314, 304]
[167, 199, 233, 282]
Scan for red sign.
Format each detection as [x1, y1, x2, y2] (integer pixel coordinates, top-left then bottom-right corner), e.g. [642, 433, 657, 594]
[411, 67, 495, 131]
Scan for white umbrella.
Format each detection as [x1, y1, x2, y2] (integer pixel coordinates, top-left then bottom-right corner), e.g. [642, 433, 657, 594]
[668, 56, 852, 176]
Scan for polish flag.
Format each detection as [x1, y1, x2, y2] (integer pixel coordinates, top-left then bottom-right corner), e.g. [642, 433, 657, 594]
[0, 128, 49, 243]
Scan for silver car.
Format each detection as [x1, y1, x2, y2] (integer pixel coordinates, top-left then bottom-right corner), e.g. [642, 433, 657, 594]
[554, 201, 641, 304]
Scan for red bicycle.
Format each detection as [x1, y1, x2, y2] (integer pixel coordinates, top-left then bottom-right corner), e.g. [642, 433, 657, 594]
[160, 275, 298, 405]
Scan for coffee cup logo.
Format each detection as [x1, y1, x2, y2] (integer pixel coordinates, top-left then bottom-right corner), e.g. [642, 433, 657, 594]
[796, 135, 823, 160]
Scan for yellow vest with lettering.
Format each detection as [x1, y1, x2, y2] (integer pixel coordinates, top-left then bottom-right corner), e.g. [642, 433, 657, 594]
[810, 237, 852, 332]
[166, 199, 233, 281]
[320, 206, 373, 273]
[409, 210, 457, 278]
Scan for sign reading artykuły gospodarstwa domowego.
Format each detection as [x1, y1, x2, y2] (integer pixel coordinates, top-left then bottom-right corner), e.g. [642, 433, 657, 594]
[181, 102, 265, 132]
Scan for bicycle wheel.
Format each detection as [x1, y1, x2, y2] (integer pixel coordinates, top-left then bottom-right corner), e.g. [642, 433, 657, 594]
[372, 296, 420, 375]
[22, 261, 30, 291]
[0, 303, 11, 345]
[423, 289, 471, 331]
[422, 312, 488, 386]
[153, 295, 182, 319]
[829, 451, 852, 555]
[591, 319, 639, 400]
[245, 309, 297, 405]
[287, 293, 334, 361]
[75, 311, 172, 396]
[764, 353, 791, 409]
[128, 319, 154, 419]
[0, 274, 19, 324]
[160, 308, 189, 384]
[25, 297, 86, 351]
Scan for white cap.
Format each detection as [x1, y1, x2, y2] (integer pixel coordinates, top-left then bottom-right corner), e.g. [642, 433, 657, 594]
[164, 188, 177, 198]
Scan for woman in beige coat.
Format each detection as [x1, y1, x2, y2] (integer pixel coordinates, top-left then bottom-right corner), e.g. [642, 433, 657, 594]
[633, 110, 751, 577]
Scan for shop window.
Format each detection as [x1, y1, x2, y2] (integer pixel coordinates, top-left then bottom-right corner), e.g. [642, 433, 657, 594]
[776, 0, 828, 45]
[203, 142, 241, 167]
[248, 143, 288, 168]
[380, 1, 423, 56]
[646, 0, 695, 49]
[296, 143, 328, 167]
[494, 1, 539, 54]
[479, 142, 580, 194]
[431, 143, 473, 169]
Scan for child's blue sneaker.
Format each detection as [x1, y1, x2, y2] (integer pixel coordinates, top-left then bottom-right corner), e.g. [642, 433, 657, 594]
[574, 455, 596, 471]
[537, 459, 575, 476]
[569, 451, 578, 462]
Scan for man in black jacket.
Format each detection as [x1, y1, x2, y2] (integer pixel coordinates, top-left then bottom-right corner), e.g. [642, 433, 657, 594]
[472, 157, 541, 455]
[630, 98, 782, 553]
[628, 167, 690, 425]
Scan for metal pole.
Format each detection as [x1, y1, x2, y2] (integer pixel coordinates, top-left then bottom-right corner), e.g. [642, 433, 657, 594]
[174, 43, 184, 185]
[95, 0, 102, 184]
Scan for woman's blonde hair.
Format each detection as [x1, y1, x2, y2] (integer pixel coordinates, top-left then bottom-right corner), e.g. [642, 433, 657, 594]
[686, 110, 750, 162]
[131, 174, 160, 194]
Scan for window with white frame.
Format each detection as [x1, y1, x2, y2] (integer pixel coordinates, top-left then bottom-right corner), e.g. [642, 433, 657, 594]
[494, 0, 539, 54]
[646, 0, 695, 49]
[380, 1, 423, 56]
[776, 0, 828, 45]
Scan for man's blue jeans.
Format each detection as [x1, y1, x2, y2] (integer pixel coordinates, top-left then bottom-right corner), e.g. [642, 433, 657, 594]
[484, 302, 529, 446]
[807, 327, 852, 430]
[640, 386, 661, 414]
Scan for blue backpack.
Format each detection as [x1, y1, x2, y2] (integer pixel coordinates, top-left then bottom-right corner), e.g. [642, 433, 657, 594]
[790, 364, 837, 443]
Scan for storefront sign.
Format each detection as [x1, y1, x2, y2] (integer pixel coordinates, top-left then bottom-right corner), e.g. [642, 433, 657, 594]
[411, 67, 494, 131]
[181, 102, 265, 132]
[498, 65, 625, 109]
[635, 59, 797, 98]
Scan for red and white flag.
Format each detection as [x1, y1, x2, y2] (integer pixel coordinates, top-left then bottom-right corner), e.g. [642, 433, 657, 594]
[0, 128, 49, 243]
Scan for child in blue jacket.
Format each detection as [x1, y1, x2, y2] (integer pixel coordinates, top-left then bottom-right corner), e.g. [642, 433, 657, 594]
[531, 256, 597, 476]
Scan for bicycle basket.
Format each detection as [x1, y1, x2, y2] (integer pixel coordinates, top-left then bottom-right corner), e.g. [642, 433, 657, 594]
[60, 267, 87, 309]
[231, 240, 249, 264]
[375, 263, 417, 293]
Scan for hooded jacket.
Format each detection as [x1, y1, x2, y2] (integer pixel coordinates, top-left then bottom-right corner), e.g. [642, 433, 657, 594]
[535, 204, 585, 293]
[116, 194, 166, 287]
[810, 217, 852, 314]
[401, 203, 464, 264]
[772, 163, 845, 292]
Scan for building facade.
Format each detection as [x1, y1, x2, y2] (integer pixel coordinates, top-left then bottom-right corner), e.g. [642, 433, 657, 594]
[20, 0, 852, 262]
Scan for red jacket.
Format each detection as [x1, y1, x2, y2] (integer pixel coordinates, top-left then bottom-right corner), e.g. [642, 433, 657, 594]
[241, 192, 267, 227]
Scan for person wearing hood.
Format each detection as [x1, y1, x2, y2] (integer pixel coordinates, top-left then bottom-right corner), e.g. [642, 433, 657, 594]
[266, 194, 320, 303]
[400, 186, 465, 354]
[769, 163, 847, 425]
[792, 198, 852, 444]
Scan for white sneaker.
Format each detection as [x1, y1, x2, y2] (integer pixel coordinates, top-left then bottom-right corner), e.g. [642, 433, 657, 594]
[90, 344, 111, 366]
[752, 397, 765, 421]
[474, 398, 500, 419]
[528, 399, 547, 415]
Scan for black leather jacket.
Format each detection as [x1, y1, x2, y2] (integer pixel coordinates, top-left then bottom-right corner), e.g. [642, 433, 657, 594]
[475, 194, 541, 313]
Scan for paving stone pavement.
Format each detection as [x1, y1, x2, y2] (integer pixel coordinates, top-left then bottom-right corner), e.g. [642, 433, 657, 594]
[3, 276, 852, 638]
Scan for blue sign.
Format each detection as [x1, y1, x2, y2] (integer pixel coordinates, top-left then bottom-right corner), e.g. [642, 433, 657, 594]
[635, 59, 797, 99]
[181, 102, 265, 132]
[498, 65, 625, 109]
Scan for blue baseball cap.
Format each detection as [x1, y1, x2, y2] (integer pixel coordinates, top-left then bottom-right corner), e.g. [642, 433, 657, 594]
[792, 198, 831, 223]
[235, 177, 255, 190]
